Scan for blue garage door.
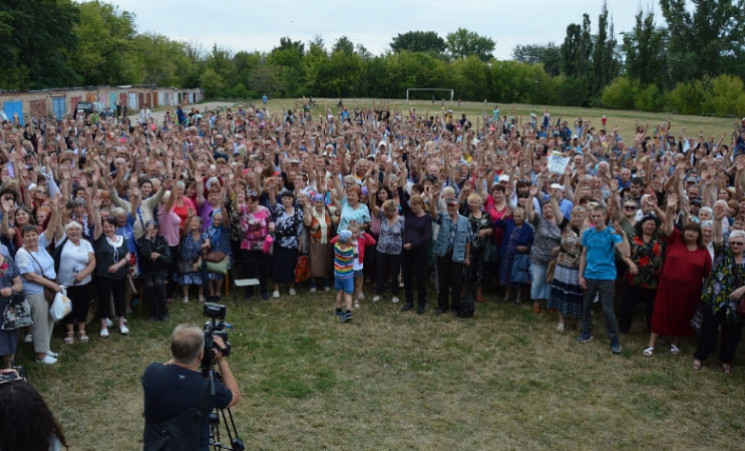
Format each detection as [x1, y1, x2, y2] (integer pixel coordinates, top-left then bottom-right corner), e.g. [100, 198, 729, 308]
[3, 101, 24, 126]
[52, 97, 66, 120]
[109, 93, 118, 109]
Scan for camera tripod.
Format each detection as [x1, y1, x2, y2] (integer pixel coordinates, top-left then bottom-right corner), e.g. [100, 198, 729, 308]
[206, 367, 244, 451]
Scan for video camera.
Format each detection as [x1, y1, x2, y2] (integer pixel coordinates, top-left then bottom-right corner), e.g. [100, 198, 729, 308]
[201, 303, 231, 374]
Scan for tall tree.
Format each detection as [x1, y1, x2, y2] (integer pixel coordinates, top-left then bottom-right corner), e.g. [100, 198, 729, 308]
[590, 1, 620, 97]
[332, 36, 355, 55]
[71, 0, 137, 85]
[512, 43, 561, 76]
[390, 31, 446, 54]
[0, 0, 80, 89]
[446, 28, 495, 61]
[621, 10, 668, 88]
[560, 14, 593, 80]
[660, 0, 745, 83]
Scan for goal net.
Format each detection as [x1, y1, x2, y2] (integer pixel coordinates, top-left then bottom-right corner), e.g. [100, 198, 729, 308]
[406, 88, 454, 104]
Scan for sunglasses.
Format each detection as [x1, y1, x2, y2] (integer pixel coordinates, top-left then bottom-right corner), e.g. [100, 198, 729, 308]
[731, 241, 745, 246]
[624, 205, 637, 210]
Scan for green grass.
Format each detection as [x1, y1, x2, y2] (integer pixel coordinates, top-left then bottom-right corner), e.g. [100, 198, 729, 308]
[16, 285, 745, 450]
[262, 98, 737, 144]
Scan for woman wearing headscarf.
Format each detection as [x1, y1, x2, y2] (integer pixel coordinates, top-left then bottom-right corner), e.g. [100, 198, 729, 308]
[203, 207, 232, 302]
[137, 220, 171, 321]
[303, 193, 334, 292]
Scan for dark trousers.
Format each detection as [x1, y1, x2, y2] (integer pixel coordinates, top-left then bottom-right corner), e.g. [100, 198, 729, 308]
[694, 303, 744, 364]
[142, 274, 168, 319]
[581, 279, 619, 342]
[437, 252, 463, 312]
[64, 283, 92, 325]
[375, 250, 401, 296]
[403, 246, 427, 306]
[241, 249, 270, 296]
[166, 245, 179, 299]
[96, 277, 126, 318]
[619, 283, 656, 333]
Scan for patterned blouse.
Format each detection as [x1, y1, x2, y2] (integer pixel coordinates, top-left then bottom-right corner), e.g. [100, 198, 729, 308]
[272, 204, 304, 249]
[376, 211, 404, 255]
[530, 214, 562, 266]
[701, 246, 745, 323]
[625, 232, 665, 289]
[468, 212, 493, 249]
[556, 218, 582, 269]
[239, 205, 272, 251]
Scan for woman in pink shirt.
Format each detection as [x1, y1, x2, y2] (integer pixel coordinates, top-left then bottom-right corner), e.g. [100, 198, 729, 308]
[158, 189, 184, 304]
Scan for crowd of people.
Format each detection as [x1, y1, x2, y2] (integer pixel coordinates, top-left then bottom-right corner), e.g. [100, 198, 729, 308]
[0, 101, 744, 376]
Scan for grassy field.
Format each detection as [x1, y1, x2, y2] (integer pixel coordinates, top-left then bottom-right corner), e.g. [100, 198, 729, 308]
[15, 101, 744, 450]
[18, 283, 745, 450]
[263, 98, 738, 144]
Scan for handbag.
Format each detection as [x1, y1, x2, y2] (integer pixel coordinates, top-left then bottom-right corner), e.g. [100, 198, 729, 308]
[26, 249, 56, 303]
[176, 259, 196, 274]
[203, 251, 226, 263]
[510, 253, 531, 285]
[205, 255, 230, 275]
[49, 288, 72, 322]
[545, 259, 557, 284]
[294, 255, 310, 283]
[1, 293, 33, 330]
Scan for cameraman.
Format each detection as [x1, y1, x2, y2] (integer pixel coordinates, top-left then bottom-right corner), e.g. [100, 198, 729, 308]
[142, 324, 240, 450]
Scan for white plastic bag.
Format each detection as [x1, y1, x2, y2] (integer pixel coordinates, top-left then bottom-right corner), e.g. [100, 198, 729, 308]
[49, 287, 72, 321]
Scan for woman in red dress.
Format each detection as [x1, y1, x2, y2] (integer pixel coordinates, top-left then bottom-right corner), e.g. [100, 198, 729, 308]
[644, 194, 712, 356]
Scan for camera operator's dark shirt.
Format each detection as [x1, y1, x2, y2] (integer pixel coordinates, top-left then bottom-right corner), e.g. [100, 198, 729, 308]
[142, 362, 232, 451]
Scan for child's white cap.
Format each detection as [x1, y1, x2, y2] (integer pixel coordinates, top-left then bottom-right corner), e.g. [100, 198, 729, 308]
[338, 230, 352, 242]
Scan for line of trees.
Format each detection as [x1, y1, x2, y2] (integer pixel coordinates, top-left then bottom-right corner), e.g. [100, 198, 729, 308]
[2, 1, 744, 116]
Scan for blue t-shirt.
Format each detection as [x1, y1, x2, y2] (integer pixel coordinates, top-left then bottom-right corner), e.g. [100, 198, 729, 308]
[142, 362, 233, 451]
[581, 226, 622, 280]
[337, 197, 371, 232]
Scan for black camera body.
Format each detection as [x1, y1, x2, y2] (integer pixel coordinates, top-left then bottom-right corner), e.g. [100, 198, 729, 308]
[201, 303, 231, 373]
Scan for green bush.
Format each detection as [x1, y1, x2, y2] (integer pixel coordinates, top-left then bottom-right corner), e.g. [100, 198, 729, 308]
[634, 84, 665, 112]
[666, 80, 705, 115]
[702, 74, 745, 117]
[600, 77, 637, 110]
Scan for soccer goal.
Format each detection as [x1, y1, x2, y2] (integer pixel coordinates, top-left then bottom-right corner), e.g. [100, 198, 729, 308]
[406, 88, 454, 104]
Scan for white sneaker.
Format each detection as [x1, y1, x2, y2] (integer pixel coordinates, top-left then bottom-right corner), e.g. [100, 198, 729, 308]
[358, 293, 366, 301]
[372, 295, 381, 302]
[36, 355, 57, 365]
[392, 296, 400, 304]
[47, 350, 59, 358]
[105, 318, 114, 328]
[354, 301, 360, 309]
[324, 286, 330, 292]
[120, 325, 130, 335]
[100, 328, 109, 338]
[272, 290, 280, 298]
[556, 322, 565, 332]
[309, 287, 317, 293]
[24, 334, 33, 343]
[289, 288, 297, 296]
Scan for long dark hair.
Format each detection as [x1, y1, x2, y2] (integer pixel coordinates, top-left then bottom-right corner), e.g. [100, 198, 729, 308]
[0, 380, 68, 450]
[682, 221, 705, 249]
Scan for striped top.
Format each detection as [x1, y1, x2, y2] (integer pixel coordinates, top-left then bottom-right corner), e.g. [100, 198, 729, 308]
[334, 242, 355, 279]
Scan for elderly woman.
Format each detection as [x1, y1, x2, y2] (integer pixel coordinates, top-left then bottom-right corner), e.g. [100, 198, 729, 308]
[175, 216, 205, 303]
[693, 229, 745, 373]
[303, 193, 334, 293]
[137, 220, 171, 321]
[621, 215, 665, 336]
[369, 198, 404, 304]
[644, 194, 712, 357]
[398, 182, 432, 313]
[269, 189, 304, 298]
[465, 193, 493, 303]
[525, 185, 562, 313]
[334, 182, 370, 235]
[92, 208, 131, 338]
[16, 224, 62, 364]
[234, 190, 274, 300]
[57, 221, 96, 344]
[203, 208, 231, 301]
[0, 251, 24, 368]
[496, 207, 534, 303]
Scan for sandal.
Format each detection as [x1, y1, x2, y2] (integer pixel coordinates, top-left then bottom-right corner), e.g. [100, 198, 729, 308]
[78, 332, 89, 343]
[63, 332, 74, 345]
[642, 347, 654, 357]
[670, 344, 680, 356]
[722, 363, 732, 374]
[692, 359, 702, 371]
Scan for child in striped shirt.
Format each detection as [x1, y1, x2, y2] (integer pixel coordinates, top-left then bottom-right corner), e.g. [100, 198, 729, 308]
[333, 229, 356, 322]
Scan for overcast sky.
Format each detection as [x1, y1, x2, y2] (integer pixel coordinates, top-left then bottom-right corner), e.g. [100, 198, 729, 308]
[107, 0, 664, 60]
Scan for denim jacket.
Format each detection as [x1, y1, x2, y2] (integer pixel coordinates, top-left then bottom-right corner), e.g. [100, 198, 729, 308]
[433, 212, 473, 262]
